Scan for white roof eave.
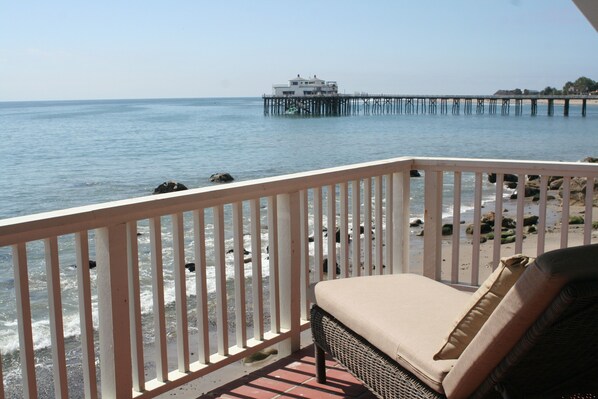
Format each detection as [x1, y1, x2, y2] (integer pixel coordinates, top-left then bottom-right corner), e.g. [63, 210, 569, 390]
[573, 0, 598, 32]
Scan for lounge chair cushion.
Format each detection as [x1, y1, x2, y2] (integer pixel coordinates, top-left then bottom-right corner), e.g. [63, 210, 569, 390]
[444, 244, 598, 398]
[313, 273, 471, 393]
[434, 254, 533, 360]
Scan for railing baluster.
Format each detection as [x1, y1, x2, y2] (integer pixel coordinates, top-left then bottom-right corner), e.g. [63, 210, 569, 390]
[12, 243, 37, 398]
[149, 217, 168, 379]
[385, 174, 393, 274]
[313, 187, 323, 281]
[192, 209, 210, 364]
[326, 184, 336, 280]
[75, 231, 98, 399]
[515, 174, 526, 254]
[374, 176, 384, 275]
[172, 213, 190, 371]
[363, 177, 373, 275]
[560, 176, 571, 248]
[267, 196, 280, 334]
[299, 191, 310, 319]
[584, 177, 594, 245]
[451, 172, 462, 283]
[126, 222, 144, 392]
[537, 176, 549, 255]
[232, 202, 247, 348]
[213, 205, 229, 355]
[340, 182, 349, 278]
[471, 172, 483, 286]
[44, 237, 68, 398]
[493, 174, 504, 269]
[351, 180, 361, 277]
[250, 200, 265, 339]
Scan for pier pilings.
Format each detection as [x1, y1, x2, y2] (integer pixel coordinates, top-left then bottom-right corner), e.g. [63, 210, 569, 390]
[263, 94, 593, 117]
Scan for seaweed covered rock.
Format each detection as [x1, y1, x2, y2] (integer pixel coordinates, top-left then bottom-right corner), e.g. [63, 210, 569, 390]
[209, 172, 235, 183]
[153, 180, 188, 194]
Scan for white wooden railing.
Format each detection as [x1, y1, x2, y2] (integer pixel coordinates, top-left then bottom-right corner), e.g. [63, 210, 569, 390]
[0, 157, 597, 398]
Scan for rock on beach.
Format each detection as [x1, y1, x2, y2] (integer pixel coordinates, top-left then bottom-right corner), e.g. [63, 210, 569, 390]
[209, 173, 235, 183]
[153, 180, 188, 194]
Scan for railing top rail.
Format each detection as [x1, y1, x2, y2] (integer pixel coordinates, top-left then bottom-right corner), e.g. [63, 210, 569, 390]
[412, 157, 598, 175]
[1, 156, 597, 247]
[0, 157, 414, 246]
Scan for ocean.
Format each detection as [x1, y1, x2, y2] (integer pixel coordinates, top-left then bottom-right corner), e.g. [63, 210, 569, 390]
[0, 97, 596, 393]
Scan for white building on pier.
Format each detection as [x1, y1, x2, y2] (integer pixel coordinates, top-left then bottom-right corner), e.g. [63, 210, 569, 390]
[272, 74, 338, 96]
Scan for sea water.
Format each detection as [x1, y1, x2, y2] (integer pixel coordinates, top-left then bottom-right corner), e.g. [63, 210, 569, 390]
[0, 97, 596, 388]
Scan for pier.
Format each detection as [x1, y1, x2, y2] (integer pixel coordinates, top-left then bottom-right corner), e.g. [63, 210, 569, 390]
[263, 94, 593, 117]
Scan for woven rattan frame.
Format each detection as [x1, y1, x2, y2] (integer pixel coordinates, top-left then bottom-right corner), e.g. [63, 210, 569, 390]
[312, 281, 598, 399]
[311, 305, 446, 399]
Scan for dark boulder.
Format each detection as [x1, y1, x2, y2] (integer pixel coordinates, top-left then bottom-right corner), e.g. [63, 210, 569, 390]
[559, 177, 598, 206]
[466, 223, 492, 235]
[442, 224, 453, 236]
[326, 227, 350, 243]
[480, 212, 515, 229]
[581, 157, 598, 163]
[185, 263, 196, 272]
[510, 185, 541, 199]
[523, 215, 539, 226]
[226, 248, 250, 255]
[549, 178, 564, 190]
[209, 173, 235, 183]
[410, 218, 423, 227]
[488, 173, 518, 184]
[72, 260, 97, 269]
[322, 257, 341, 275]
[153, 180, 188, 194]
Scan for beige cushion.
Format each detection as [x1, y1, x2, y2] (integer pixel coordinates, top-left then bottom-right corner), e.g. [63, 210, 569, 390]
[314, 274, 471, 393]
[444, 244, 598, 398]
[443, 261, 563, 398]
[434, 254, 533, 360]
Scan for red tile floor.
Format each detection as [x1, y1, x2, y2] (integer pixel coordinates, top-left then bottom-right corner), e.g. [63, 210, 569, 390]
[199, 346, 377, 398]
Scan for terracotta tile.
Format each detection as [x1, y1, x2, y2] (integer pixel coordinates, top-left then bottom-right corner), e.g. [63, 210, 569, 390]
[225, 383, 278, 399]
[247, 375, 297, 395]
[263, 363, 313, 385]
[303, 371, 369, 397]
[279, 384, 354, 398]
[201, 346, 373, 398]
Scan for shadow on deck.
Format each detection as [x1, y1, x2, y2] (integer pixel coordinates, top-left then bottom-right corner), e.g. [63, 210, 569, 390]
[199, 346, 376, 399]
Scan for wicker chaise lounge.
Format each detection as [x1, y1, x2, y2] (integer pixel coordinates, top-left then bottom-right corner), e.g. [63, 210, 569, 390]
[311, 244, 598, 398]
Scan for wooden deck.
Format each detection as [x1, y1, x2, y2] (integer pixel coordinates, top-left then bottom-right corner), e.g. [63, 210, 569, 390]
[199, 346, 377, 398]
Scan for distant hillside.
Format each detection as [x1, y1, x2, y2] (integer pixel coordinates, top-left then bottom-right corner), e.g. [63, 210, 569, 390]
[495, 76, 597, 96]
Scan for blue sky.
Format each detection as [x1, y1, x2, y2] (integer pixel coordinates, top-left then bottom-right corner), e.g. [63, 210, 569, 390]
[1, 1, 597, 101]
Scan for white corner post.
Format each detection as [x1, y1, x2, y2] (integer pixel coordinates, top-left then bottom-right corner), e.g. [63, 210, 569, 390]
[423, 170, 443, 281]
[392, 171, 410, 273]
[95, 224, 132, 398]
[277, 192, 301, 356]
